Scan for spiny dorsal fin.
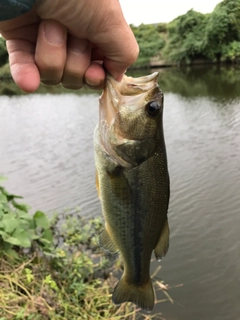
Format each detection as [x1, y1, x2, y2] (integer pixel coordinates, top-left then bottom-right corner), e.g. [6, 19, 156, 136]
[99, 228, 118, 253]
[154, 219, 170, 261]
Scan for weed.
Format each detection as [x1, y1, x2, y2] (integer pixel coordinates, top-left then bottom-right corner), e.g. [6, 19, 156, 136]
[0, 178, 172, 319]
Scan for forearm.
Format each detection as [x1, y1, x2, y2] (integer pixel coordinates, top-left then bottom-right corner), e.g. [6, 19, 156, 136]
[0, 0, 37, 21]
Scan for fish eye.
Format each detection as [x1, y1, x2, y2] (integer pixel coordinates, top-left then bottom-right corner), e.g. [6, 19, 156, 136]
[145, 101, 161, 117]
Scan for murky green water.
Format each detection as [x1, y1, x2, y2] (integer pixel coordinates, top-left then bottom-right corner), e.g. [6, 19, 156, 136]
[0, 66, 240, 320]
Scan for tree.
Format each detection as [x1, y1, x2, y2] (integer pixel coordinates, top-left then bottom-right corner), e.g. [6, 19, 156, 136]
[162, 10, 208, 63]
[204, 0, 240, 60]
[130, 24, 165, 66]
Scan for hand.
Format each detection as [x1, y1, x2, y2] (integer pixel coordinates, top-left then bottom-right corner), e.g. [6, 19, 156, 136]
[0, 0, 139, 92]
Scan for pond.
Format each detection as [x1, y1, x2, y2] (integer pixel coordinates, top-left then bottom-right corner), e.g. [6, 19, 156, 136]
[0, 65, 240, 320]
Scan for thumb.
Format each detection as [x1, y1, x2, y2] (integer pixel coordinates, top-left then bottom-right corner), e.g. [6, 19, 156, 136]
[102, 30, 139, 81]
[89, 4, 139, 80]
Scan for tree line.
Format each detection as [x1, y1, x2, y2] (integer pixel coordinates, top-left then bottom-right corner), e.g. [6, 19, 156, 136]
[131, 0, 240, 66]
[0, 0, 240, 68]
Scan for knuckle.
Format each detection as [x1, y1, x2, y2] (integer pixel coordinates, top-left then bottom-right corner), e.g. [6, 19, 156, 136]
[36, 58, 63, 73]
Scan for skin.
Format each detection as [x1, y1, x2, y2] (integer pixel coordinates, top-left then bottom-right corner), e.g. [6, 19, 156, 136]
[0, 0, 139, 92]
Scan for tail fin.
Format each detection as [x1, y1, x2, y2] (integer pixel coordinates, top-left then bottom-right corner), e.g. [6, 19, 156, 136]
[112, 276, 155, 312]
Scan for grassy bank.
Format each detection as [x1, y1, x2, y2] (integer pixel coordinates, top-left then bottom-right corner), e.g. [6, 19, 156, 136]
[0, 179, 172, 319]
[0, 63, 101, 96]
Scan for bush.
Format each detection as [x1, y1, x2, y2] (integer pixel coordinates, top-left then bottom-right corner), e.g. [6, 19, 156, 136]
[162, 0, 240, 64]
[162, 10, 208, 64]
[203, 0, 240, 60]
[221, 41, 240, 62]
[131, 24, 165, 66]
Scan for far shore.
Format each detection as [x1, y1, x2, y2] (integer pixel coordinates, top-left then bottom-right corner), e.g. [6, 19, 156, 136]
[0, 59, 239, 82]
[129, 58, 235, 70]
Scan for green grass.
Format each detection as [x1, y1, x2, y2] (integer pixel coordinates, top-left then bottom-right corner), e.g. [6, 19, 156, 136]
[0, 180, 172, 319]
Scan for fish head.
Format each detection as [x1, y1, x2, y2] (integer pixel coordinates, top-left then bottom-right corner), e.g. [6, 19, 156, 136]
[99, 72, 164, 167]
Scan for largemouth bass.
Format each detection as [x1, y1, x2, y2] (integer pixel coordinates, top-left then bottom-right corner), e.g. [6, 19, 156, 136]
[94, 72, 170, 312]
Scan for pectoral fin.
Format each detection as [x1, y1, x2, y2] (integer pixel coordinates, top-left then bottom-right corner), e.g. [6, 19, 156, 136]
[154, 219, 170, 261]
[99, 227, 118, 253]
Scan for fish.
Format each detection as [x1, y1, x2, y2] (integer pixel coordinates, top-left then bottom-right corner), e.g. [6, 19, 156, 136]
[94, 72, 170, 312]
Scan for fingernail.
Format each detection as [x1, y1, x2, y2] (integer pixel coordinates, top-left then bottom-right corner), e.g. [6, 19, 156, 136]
[86, 78, 101, 86]
[43, 21, 65, 44]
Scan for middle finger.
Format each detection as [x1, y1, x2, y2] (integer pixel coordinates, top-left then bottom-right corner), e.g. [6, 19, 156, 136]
[61, 35, 91, 90]
[35, 20, 67, 85]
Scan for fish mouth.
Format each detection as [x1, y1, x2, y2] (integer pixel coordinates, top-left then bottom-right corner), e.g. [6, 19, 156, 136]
[98, 72, 160, 166]
[108, 72, 159, 97]
[99, 72, 159, 128]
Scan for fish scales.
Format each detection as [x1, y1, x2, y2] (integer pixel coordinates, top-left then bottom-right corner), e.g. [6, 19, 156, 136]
[94, 72, 170, 312]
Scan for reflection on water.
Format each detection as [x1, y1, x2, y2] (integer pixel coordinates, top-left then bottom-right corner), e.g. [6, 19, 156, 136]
[0, 66, 240, 320]
[158, 65, 240, 102]
[156, 93, 240, 320]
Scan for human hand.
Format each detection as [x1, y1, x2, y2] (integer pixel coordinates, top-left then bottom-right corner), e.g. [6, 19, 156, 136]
[0, 0, 139, 92]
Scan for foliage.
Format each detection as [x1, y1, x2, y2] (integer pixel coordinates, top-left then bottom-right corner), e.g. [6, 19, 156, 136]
[130, 0, 240, 66]
[0, 62, 11, 80]
[158, 65, 240, 100]
[0, 179, 171, 319]
[203, 0, 240, 60]
[0, 183, 53, 253]
[130, 24, 165, 67]
[156, 23, 167, 33]
[162, 9, 208, 64]
[221, 41, 240, 62]
[0, 37, 8, 67]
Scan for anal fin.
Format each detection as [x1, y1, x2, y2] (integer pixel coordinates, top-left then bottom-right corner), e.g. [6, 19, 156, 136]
[154, 219, 170, 261]
[99, 227, 118, 253]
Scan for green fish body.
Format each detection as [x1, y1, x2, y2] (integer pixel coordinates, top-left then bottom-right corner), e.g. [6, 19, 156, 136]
[94, 72, 170, 311]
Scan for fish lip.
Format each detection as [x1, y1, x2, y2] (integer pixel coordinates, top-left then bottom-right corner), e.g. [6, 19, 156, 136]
[100, 72, 161, 125]
[107, 72, 159, 84]
[105, 72, 159, 97]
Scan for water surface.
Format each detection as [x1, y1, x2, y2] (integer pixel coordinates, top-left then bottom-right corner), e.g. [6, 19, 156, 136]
[0, 66, 240, 320]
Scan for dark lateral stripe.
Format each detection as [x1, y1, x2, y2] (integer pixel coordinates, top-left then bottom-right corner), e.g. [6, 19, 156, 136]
[131, 169, 143, 284]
